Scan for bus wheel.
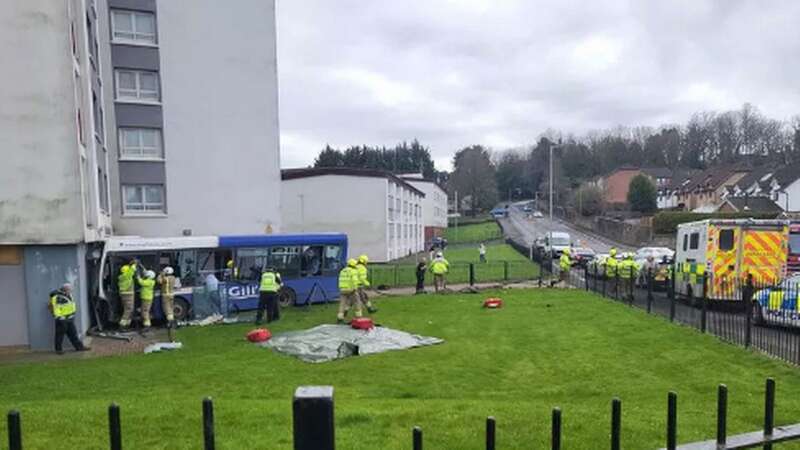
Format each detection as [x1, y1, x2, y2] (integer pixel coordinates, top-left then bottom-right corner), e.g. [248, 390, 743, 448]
[278, 287, 297, 308]
[173, 297, 191, 322]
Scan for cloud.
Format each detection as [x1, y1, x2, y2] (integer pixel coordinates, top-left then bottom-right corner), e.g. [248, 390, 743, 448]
[277, 0, 800, 170]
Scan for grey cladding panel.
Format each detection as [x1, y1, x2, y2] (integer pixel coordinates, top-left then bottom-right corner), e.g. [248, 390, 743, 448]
[118, 161, 166, 185]
[108, 0, 156, 12]
[111, 45, 160, 71]
[115, 103, 162, 128]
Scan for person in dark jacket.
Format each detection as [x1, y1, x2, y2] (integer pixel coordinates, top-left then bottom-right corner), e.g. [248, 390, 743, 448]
[415, 258, 427, 294]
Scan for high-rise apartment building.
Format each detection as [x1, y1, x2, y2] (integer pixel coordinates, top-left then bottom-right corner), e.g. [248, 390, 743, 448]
[0, 0, 281, 350]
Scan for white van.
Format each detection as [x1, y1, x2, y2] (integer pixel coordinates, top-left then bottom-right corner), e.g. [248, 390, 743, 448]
[544, 231, 571, 257]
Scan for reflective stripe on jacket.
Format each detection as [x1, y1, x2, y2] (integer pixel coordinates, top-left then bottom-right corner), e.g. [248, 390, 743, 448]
[260, 271, 281, 293]
[50, 291, 76, 319]
[118, 264, 135, 294]
[559, 254, 571, 270]
[338, 267, 358, 292]
[158, 275, 175, 296]
[138, 277, 156, 301]
[356, 263, 370, 288]
[430, 259, 449, 275]
[605, 257, 618, 277]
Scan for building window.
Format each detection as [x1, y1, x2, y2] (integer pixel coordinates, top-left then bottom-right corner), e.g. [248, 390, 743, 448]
[119, 128, 163, 159]
[115, 69, 160, 102]
[122, 184, 165, 214]
[111, 10, 157, 45]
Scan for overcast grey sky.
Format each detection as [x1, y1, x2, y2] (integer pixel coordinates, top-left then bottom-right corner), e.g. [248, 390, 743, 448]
[276, 0, 800, 170]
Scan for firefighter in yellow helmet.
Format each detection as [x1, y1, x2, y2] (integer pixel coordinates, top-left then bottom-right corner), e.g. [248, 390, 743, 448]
[137, 270, 157, 328]
[117, 259, 138, 328]
[606, 247, 619, 293]
[558, 248, 572, 285]
[618, 252, 639, 301]
[356, 254, 377, 313]
[337, 258, 363, 323]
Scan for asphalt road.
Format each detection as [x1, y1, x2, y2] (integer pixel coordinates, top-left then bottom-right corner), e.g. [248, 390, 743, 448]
[503, 202, 634, 254]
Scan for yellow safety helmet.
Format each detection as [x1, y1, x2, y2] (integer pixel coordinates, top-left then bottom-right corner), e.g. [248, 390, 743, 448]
[358, 254, 369, 264]
[563, 248, 570, 256]
[609, 248, 617, 257]
[347, 258, 358, 268]
[226, 259, 234, 268]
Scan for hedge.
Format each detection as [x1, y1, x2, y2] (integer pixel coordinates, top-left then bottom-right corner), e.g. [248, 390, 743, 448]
[653, 211, 780, 234]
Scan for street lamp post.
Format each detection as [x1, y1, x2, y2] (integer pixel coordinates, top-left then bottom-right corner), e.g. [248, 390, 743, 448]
[549, 144, 555, 222]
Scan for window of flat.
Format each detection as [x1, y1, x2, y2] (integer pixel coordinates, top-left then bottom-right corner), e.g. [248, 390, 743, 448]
[111, 10, 156, 45]
[115, 69, 160, 102]
[689, 232, 700, 250]
[119, 128, 162, 159]
[122, 184, 165, 214]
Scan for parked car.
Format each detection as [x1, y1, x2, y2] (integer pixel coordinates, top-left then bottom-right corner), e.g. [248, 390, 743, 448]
[633, 247, 674, 267]
[532, 211, 544, 218]
[570, 247, 596, 268]
[753, 274, 800, 326]
[429, 237, 448, 251]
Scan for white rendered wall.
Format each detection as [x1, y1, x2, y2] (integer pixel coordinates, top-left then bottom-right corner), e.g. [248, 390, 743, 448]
[111, 0, 281, 236]
[282, 176, 389, 261]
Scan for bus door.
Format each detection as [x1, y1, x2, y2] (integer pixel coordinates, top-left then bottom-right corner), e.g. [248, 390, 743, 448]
[708, 226, 739, 299]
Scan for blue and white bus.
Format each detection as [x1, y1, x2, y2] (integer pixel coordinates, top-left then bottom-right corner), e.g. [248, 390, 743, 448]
[93, 233, 347, 323]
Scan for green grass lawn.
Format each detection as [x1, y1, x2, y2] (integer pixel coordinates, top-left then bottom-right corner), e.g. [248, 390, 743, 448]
[370, 243, 538, 287]
[2, 289, 800, 449]
[443, 221, 502, 244]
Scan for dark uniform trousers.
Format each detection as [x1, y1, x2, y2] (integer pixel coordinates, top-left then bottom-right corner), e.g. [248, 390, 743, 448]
[55, 317, 84, 352]
[257, 292, 280, 323]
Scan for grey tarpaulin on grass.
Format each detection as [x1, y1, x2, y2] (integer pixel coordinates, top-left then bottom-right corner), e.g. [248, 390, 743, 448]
[258, 324, 444, 363]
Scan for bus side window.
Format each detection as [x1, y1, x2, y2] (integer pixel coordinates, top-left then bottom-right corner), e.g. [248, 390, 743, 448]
[301, 245, 323, 277]
[236, 248, 269, 280]
[719, 229, 734, 251]
[683, 234, 688, 251]
[323, 245, 343, 273]
[269, 246, 301, 279]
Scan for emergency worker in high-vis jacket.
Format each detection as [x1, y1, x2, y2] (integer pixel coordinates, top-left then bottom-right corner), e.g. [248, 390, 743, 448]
[256, 267, 282, 324]
[559, 248, 572, 284]
[117, 259, 138, 328]
[356, 254, 377, 313]
[137, 270, 157, 328]
[157, 266, 176, 325]
[49, 283, 89, 354]
[337, 259, 362, 323]
[429, 252, 450, 293]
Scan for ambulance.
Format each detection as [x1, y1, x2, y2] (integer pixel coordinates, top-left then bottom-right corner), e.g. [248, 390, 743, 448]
[674, 219, 789, 300]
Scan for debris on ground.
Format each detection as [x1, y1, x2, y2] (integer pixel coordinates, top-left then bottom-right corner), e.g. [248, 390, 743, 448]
[88, 330, 136, 342]
[143, 342, 183, 354]
[178, 313, 224, 327]
[259, 324, 443, 363]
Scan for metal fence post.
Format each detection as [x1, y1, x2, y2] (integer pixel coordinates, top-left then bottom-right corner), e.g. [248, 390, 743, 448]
[584, 265, 589, 291]
[203, 397, 215, 450]
[611, 398, 621, 450]
[667, 391, 677, 450]
[413, 426, 423, 450]
[486, 416, 496, 450]
[503, 261, 509, 281]
[669, 269, 676, 322]
[615, 271, 620, 300]
[764, 378, 775, 450]
[469, 263, 475, 287]
[628, 266, 634, 305]
[701, 275, 708, 333]
[293, 386, 335, 450]
[551, 407, 562, 450]
[602, 267, 607, 297]
[8, 410, 21, 450]
[109, 403, 122, 450]
[744, 275, 753, 348]
[716, 384, 727, 448]
[647, 268, 653, 314]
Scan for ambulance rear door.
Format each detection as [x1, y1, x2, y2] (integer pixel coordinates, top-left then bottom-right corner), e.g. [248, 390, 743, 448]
[709, 224, 740, 299]
[740, 224, 788, 287]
